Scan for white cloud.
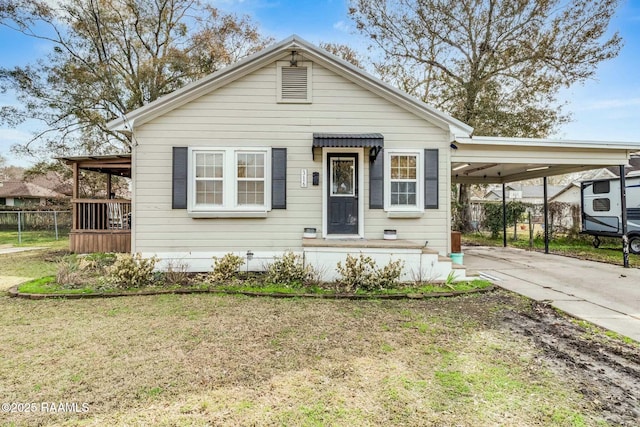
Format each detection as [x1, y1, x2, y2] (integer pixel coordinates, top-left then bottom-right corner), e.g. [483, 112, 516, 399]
[333, 20, 351, 33]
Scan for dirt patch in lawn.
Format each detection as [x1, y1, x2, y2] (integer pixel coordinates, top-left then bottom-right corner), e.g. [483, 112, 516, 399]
[500, 299, 640, 426]
[1, 290, 638, 426]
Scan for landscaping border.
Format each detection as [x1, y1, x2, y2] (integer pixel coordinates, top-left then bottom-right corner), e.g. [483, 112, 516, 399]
[6, 284, 495, 300]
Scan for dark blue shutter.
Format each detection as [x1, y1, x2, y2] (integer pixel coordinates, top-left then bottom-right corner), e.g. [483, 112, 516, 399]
[424, 149, 439, 209]
[369, 149, 384, 209]
[272, 148, 287, 209]
[172, 147, 188, 209]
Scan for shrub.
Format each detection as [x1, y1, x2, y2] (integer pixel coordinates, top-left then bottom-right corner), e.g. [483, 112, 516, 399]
[336, 254, 404, 292]
[209, 253, 244, 283]
[336, 254, 377, 292]
[482, 201, 529, 238]
[56, 253, 117, 289]
[375, 259, 404, 290]
[106, 253, 158, 289]
[163, 259, 191, 286]
[266, 251, 313, 287]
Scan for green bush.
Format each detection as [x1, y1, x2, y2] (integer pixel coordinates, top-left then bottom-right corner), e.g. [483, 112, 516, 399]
[105, 253, 158, 289]
[266, 251, 314, 287]
[209, 253, 244, 283]
[482, 201, 529, 238]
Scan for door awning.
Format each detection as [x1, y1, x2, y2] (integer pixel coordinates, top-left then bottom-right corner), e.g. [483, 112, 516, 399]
[312, 133, 384, 159]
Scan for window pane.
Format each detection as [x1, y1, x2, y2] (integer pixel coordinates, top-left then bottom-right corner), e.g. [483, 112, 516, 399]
[593, 181, 610, 194]
[238, 153, 265, 179]
[390, 181, 417, 206]
[593, 198, 610, 212]
[196, 153, 222, 179]
[237, 181, 264, 206]
[195, 180, 222, 205]
[390, 155, 417, 179]
[331, 158, 355, 196]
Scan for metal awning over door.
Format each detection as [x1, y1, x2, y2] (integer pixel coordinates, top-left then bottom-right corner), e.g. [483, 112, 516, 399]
[312, 133, 384, 160]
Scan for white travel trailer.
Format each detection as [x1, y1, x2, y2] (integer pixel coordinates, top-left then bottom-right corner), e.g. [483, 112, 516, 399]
[581, 176, 640, 254]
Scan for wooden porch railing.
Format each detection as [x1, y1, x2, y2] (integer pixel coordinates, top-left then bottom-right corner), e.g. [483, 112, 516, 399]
[72, 199, 131, 231]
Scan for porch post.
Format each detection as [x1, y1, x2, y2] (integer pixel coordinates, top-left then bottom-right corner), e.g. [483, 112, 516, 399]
[107, 173, 113, 198]
[543, 176, 549, 254]
[72, 162, 79, 231]
[502, 182, 507, 247]
[620, 165, 629, 268]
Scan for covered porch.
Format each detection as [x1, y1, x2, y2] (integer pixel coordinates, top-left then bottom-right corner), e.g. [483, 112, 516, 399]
[59, 154, 132, 253]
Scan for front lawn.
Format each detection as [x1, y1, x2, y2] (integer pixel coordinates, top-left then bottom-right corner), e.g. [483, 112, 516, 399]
[0, 290, 624, 426]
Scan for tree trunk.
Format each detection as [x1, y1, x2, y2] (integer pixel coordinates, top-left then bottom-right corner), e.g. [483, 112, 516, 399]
[457, 183, 473, 232]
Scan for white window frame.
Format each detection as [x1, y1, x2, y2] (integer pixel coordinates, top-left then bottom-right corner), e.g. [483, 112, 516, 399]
[188, 147, 271, 217]
[384, 149, 424, 213]
[276, 61, 313, 103]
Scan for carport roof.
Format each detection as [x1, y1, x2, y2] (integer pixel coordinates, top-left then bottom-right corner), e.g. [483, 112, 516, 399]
[451, 136, 640, 184]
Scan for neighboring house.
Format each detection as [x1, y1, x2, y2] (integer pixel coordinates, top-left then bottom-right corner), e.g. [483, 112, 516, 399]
[607, 154, 640, 177]
[482, 184, 565, 205]
[0, 181, 66, 207]
[104, 35, 638, 280]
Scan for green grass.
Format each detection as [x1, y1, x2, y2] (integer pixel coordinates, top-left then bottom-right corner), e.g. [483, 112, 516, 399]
[18, 276, 94, 294]
[463, 231, 640, 268]
[0, 229, 70, 246]
[1, 290, 608, 425]
[0, 241, 68, 279]
[17, 278, 493, 297]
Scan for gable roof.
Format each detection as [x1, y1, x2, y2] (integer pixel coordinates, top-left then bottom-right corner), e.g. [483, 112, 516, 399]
[484, 184, 565, 200]
[549, 182, 580, 202]
[107, 35, 473, 138]
[0, 181, 65, 199]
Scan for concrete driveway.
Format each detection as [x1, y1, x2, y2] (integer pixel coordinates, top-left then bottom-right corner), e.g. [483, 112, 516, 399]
[464, 246, 640, 342]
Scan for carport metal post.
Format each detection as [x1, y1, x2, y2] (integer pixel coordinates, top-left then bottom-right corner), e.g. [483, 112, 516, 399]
[543, 177, 549, 254]
[620, 165, 629, 268]
[502, 183, 507, 247]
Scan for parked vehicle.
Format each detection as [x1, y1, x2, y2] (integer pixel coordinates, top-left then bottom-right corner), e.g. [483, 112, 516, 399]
[581, 176, 640, 254]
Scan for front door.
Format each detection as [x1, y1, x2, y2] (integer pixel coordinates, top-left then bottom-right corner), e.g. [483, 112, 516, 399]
[327, 153, 358, 234]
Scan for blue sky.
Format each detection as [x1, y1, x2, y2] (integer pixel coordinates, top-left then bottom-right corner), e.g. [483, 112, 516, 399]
[1, 0, 640, 167]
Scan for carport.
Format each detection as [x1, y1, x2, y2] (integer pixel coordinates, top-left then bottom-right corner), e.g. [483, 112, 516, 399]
[450, 136, 640, 266]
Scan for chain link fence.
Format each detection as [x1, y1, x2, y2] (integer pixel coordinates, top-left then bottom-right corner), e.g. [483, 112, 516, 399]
[0, 210, 72, 244]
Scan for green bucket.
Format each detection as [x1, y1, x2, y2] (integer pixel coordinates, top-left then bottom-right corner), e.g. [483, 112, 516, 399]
[450, 253, 464, 265]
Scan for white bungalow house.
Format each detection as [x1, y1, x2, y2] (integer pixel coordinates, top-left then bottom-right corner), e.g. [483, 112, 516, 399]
[105, 35, 639, 281]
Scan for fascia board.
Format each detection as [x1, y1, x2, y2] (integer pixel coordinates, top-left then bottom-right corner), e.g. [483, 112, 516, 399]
[456, 136, 640, 151]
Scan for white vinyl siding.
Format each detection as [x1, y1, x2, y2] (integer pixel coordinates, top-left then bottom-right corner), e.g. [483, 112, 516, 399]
[132, 60, 450, 255]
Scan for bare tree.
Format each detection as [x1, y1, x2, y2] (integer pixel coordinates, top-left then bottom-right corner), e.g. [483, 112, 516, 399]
[349, 0, 622, 230]
[0, 0, 272, 159]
